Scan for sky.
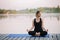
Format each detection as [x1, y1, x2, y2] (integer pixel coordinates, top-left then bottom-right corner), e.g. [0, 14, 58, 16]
[0, 0, 60, 10]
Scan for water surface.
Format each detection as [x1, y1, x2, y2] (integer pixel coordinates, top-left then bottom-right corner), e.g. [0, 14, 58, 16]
[0, 13, 60, 34]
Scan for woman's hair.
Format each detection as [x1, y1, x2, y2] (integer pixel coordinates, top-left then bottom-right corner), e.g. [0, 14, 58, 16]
[36, 11, 40, 16]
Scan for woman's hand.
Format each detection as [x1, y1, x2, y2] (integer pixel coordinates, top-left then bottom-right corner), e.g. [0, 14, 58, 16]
[46, 29, 48, 32]
[26, 29, 30, 32]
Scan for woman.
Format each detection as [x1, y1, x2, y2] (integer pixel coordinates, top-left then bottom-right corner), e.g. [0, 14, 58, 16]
[27, 11, 48, 36]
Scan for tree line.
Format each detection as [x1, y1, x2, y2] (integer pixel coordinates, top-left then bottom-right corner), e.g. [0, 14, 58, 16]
[0, 6, 60, 14]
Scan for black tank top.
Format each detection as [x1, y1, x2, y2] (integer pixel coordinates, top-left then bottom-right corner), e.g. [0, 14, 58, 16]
[34, 18, 43, 32]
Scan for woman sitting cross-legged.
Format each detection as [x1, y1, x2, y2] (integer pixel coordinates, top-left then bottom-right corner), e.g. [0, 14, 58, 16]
[27, 11, 48, 36]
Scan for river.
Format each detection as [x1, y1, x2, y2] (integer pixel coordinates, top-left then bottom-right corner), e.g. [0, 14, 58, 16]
[0, 13, 60, 34]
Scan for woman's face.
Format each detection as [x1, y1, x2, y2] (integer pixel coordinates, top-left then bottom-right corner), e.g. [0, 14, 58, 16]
[36, 12, 41, 17]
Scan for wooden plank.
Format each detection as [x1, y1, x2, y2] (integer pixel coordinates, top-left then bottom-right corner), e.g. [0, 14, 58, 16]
[39, 37, 44, 40]
[52, 34, 57, 40]
[30, 37, 35, 40]
[0, 34, 6, 38]
[49, 34, 53, 40]
[0, 34, 2, 37]
[17, 37, 22, 40]
[21, 37, 27, 40]
[1, 34, 9, 40]
[35, 37, 39, 40]
[8, 37, 13, 40]
[12, 37, 18, 40]
[26, 37, 31, 40]
[3, 37, 9, 40]
[43, 38, 49, 40]
[56, 34, 60, 40]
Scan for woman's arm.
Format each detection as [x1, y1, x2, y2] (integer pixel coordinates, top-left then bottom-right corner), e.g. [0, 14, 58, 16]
[41, 18, 48, 31]
[27, 20, 34, 32]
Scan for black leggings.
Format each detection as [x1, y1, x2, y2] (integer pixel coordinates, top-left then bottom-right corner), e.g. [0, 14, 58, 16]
[28, 31, 47, 36]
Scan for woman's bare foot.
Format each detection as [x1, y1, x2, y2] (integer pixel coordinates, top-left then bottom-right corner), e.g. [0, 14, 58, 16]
[35, 32, 40, 36]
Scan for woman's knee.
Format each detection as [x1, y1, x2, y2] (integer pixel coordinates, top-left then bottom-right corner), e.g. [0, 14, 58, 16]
[40, 31, 47, 36]
[44, 31, 47, 35]
[28, 31, 36, 35]
[28, 31, 31, 35]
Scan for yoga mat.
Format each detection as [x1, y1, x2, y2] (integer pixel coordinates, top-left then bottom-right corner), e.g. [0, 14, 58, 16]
[8, 34, 49, 38]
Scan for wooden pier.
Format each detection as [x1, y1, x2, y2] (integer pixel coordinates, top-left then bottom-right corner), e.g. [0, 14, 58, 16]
[0, 34, 60, 40]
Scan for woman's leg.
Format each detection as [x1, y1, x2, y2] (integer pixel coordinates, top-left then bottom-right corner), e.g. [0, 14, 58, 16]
[28, 31, 47, 36]
[28, 31, 36, 36]
[40, 31, 47, 36]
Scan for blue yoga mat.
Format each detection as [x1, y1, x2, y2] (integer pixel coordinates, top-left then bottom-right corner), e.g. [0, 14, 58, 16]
[8, 34, 49, 38]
